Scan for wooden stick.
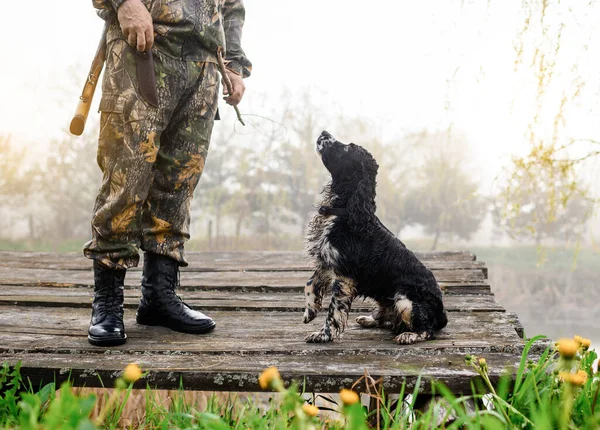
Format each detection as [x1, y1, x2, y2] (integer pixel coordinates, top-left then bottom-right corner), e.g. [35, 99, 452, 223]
[217, 48, 245, 126]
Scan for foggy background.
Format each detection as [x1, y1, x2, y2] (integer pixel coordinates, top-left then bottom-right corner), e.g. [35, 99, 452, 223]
[1, 1, 599, 345]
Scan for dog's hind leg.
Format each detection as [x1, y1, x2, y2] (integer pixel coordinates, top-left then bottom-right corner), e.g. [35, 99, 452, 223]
[356, 305, 393, 329]
[305, 276, 356, 343]
[303, 270, 333, 323]
[355, 314, 378, 328]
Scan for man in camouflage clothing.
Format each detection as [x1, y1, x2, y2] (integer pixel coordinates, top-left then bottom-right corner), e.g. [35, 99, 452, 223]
[83, 0, 251, 346]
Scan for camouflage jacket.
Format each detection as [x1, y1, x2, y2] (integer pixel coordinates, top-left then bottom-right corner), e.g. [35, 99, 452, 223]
[93, 0, 252, 78]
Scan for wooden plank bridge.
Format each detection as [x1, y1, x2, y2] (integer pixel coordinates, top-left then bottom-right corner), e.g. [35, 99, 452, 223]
[0, 251, 534, 393]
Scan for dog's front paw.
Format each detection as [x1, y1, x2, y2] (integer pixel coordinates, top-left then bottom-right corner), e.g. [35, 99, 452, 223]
[305, 330, 332, 343]
[394, 332, 419, 345]
[303, 308, 317, 324]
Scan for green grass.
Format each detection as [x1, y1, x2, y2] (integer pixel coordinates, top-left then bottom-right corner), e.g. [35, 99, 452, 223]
[2, 336, 600, 429]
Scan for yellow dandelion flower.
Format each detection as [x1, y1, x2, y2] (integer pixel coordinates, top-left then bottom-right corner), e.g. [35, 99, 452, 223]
[571, 372, 587, 386]
[258, 367, 281, 390]
[479, 358, 487, 366]
[303, 404, 319, 417]
[123, 363, 142, 383]
[559, 371, 587, 386]
[574, 335, 583, 345]
[581, 338, 591, 349]
[557, 338, 579, 358]
[340, 389, 360, 405]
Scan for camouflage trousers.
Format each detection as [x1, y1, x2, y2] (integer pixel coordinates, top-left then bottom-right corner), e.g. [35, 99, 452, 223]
[83, 38, 220, 270]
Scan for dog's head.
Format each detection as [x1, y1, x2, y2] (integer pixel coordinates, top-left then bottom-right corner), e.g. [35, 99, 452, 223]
[316, 131, 379, 232]
[316, 131, 379, 185]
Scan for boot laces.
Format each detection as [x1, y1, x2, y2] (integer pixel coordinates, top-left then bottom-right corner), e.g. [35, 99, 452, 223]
[95, 284, 124, 317]
[163, 269, 192, 309]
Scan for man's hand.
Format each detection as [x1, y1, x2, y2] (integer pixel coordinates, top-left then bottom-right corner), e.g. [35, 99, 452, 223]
[222, 70, 245, 106]
[117, 0, 154, 52]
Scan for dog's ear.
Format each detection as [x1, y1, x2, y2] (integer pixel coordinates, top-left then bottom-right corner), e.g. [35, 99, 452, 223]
[347, 155, 378, 234]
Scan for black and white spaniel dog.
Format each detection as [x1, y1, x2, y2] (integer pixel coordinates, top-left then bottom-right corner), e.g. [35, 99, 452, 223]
[303, 131, 448, 344]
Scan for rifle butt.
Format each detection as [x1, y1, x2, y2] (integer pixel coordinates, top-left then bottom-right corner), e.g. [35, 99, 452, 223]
[70, 24, 107, 136]
[69, 101, 90, 136]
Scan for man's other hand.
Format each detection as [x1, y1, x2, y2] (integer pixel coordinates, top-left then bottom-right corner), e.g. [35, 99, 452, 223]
[222, 70, 245, 106]
[118, 0, 154, 52]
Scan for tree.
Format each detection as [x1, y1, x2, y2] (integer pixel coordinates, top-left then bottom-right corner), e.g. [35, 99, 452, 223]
[30, 130, 101, 242]
[0, 135, 30, 199]
[193, 125, 239, 249]
[494, 150, 593, 245]
[402, 132, 487, 250]
[276, 90, 330, 238]
[498, 0, 599, 233]
[197, 105, 293, 250]
[235, 121, 291, 249]
[0, 129, 102, 245]
[0, 135, 35, 240]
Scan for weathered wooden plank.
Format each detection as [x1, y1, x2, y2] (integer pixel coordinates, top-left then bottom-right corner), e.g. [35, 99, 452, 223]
[0, 250, 477, 271]
[0, 250, 528, 395]
[0, 281, 491, 295]
[0, 287, 503, 312]
[439, 283, 490, 295]
[0, 307, 523, 356]
[506, 313, 525, 339]
[0, 268, 487, 289]
[0, 351, 523, 393]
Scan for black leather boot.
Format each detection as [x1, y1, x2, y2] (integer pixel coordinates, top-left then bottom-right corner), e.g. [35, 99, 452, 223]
[136, 252, 216, 334]
[88, 260, 127, 346]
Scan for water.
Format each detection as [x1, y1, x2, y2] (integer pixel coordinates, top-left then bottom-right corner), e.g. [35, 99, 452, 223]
[488, 263, 600, 347]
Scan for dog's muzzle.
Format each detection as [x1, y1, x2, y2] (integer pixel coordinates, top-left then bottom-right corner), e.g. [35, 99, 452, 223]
[316, 130, 336, 154]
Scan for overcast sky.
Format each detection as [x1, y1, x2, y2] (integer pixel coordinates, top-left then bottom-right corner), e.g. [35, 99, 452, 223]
[1, 0, 598, 192]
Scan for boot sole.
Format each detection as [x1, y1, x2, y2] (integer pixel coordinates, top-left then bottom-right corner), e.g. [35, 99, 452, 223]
[88, 334, 127, 347]
[136, 316, 216, 334]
